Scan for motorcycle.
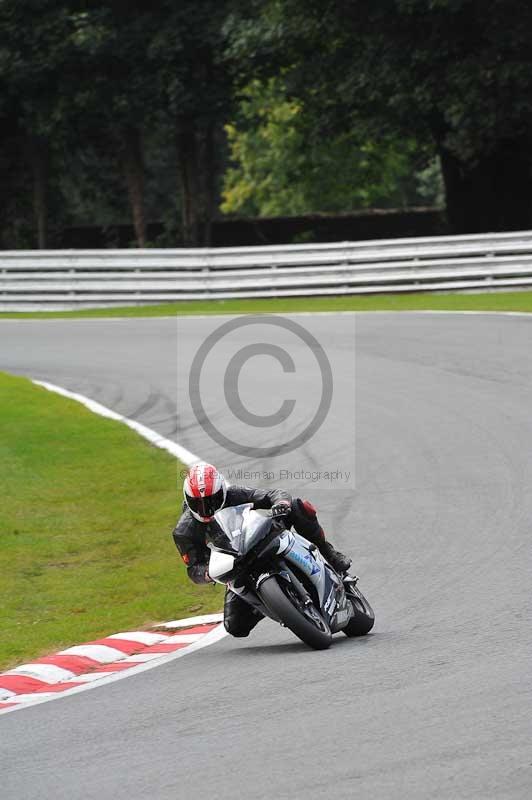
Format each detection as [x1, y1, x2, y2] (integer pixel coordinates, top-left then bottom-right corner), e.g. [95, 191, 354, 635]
[208, 503, 375, 650]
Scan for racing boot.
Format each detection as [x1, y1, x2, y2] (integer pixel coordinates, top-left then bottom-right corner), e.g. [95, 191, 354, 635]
[318, 541, 352, 574]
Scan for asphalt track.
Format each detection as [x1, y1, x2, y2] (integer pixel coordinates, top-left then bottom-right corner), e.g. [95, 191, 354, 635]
[1, 312, 531, 799]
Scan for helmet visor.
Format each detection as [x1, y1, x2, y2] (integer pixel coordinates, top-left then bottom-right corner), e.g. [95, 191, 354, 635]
[186, 487, 225, 518]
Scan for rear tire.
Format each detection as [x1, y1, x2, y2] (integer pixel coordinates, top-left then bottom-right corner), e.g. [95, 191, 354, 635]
[258, 575, 332, 650]
[343, 583, 375, 637]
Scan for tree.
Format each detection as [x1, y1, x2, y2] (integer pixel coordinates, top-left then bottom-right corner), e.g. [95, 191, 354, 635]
[222, 77, 440, 216]
[64, 4, 155, 247]
[147, 0, 238, 245]
[0, 1, 74, 247]
[234, 0, 532, 232]
[0, 1, 150, 247]
[0, 1, 243, 248]
[72, 0, 240, 246]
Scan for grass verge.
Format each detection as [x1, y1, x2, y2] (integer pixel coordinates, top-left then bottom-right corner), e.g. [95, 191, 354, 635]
[0, 371, 222, 671]
[1, 291, 532, 319]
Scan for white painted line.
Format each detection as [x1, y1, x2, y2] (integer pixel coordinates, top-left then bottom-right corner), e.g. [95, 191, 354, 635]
[119, 653, 165, 663]
[58, 644, 128, 663]
[106, 632, 167, 645]
[164, 633, 203, 644]
[1, 308, 531, 328]
[126, 309, 532, 321]
[64, 673, 114, 683]
[349, 310, 532, 318]
[0, 688, 16, 700]
[32, 380, 201, 466]
[5, 664, 75, 683]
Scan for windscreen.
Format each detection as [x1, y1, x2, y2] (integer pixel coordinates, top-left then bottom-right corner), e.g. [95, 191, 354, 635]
[214, 503, 273, 555]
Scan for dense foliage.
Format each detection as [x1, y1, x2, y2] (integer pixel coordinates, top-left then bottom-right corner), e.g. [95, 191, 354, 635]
[0, 1, 530, 247]
[0, 0, 237, 247]
[232, 0, 532, 232]
[221, 78, 442, 216]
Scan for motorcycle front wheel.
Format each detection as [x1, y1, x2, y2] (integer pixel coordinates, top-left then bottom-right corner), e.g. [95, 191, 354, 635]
[258, 575, 332, 650]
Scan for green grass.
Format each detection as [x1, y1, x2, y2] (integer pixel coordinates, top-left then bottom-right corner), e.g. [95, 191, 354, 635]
[1, 291, 532, 319]
[0, 372, 222, 671]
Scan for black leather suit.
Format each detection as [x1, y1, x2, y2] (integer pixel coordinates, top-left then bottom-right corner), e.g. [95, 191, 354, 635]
[172, 485, 326, 637]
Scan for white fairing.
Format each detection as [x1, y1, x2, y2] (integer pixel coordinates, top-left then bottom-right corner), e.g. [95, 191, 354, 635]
[208, 550, 236, 583]
[208, 503, 269, 586]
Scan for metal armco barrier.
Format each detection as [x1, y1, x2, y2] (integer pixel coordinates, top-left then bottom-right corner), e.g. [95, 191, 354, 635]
[1, 230, 532, 309]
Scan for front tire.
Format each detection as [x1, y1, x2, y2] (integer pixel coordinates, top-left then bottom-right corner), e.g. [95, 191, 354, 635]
[343, 582, 375, 637]
[258, 575, 332, 650]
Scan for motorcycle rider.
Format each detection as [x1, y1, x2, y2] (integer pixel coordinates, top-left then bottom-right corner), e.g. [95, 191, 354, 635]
[172, 462, 352, 638]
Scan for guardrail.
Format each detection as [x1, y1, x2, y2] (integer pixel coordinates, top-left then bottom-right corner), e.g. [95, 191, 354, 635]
[1, 230, 532, 309]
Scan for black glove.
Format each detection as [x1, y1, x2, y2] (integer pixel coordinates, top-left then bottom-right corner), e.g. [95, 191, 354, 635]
[271, 500, 291, 517]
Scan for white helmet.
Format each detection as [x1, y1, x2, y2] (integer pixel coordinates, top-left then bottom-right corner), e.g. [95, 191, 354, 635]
[183, 462, 227, 522]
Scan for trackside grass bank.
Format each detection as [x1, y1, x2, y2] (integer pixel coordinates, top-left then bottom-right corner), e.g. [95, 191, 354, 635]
[0, 372, 222, 671]
[1, 291, 532, 318]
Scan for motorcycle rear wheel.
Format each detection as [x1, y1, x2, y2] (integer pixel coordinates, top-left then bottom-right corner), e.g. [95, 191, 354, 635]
[259, 575, 332, 650]
[342, 582, 375, 637]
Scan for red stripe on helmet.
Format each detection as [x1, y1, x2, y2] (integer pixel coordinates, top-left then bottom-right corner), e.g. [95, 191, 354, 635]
[187, 466, 202, 497]
[202, 464, 216, 496]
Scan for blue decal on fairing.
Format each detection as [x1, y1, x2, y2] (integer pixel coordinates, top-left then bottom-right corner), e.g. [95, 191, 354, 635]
[289, 548, 321, 576]
[308, 557, 321, 576]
